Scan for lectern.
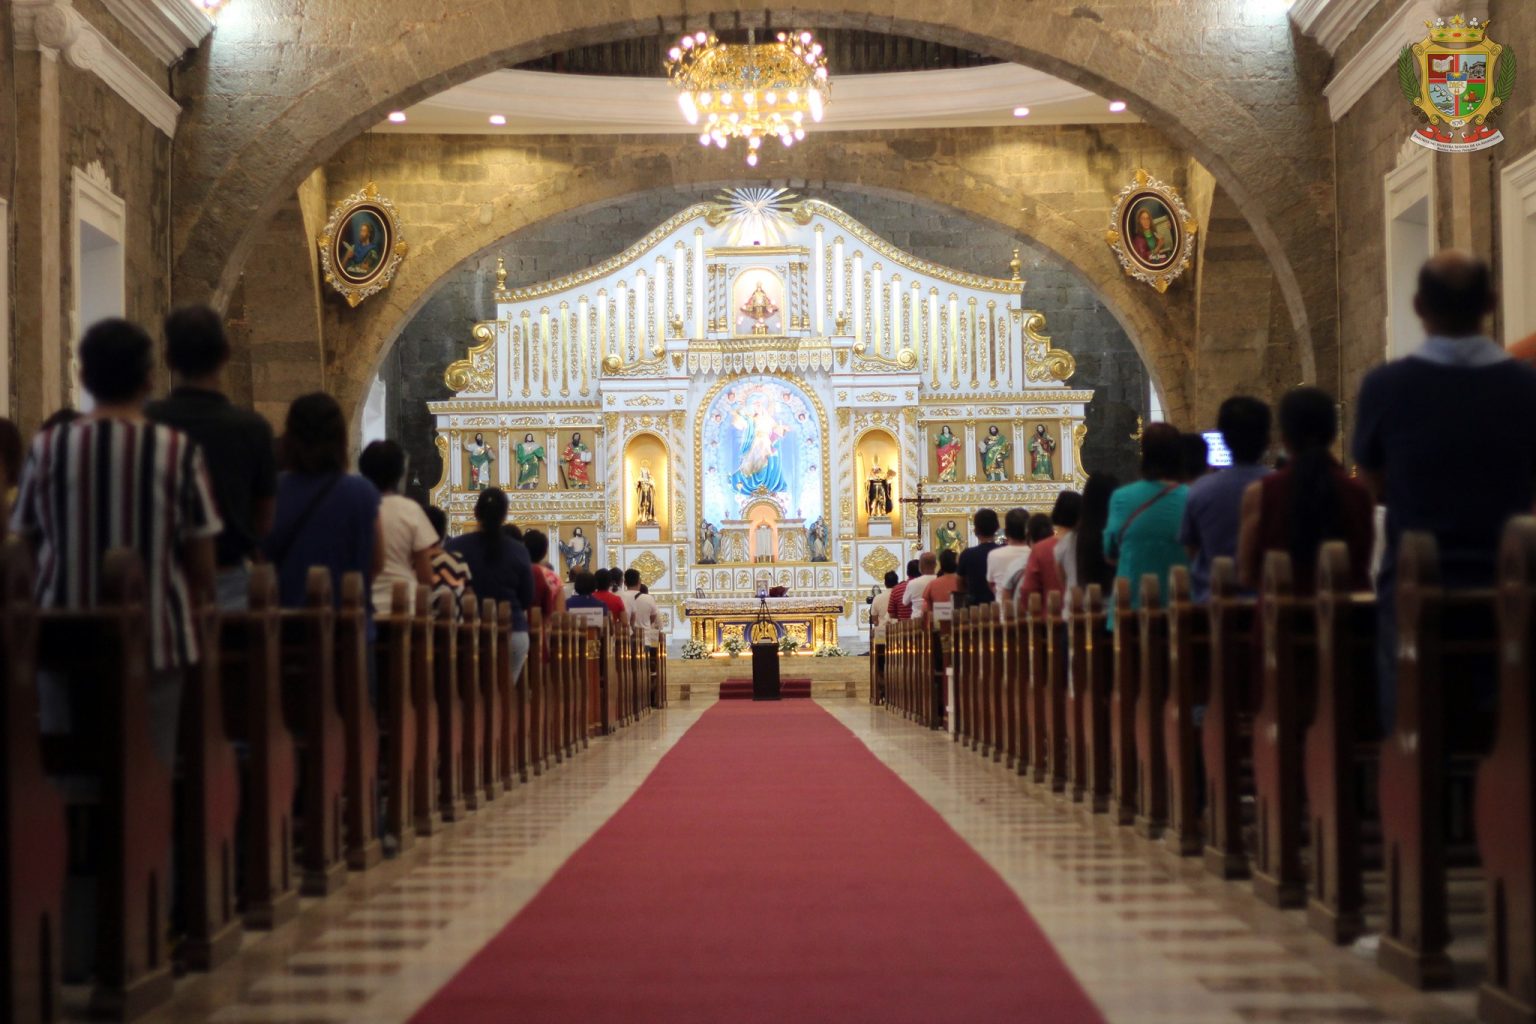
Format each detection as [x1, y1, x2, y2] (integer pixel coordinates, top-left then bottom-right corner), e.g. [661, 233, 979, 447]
[750, 599, 781, 701]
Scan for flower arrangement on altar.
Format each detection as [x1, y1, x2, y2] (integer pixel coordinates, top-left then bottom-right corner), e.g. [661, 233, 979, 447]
[813, 643, 849, 658]
[721, 635, 748, 658]
[777, 635, 801, 655]
[681, 639, 709, 660]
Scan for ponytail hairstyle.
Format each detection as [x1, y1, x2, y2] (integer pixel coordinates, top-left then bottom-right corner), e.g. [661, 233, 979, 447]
[1075, 472, 1120, 592]
[474, 487, 510, 564]
[1279, 387, 1341, 574]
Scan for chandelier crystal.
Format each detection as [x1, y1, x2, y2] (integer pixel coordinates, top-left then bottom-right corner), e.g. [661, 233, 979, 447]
[665, 29, 831, 167]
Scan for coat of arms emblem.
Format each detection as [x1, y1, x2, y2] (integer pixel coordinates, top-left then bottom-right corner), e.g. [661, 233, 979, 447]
[1398, 15, 1517, 153]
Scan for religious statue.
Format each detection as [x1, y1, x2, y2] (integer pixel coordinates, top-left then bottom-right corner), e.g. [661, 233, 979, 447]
[697, 521, 720, 565]
[729, 397, 790, 496]
[739, 280, 779, 334]
[465, 432, 495, 491]
[933, 424, 961, 483]
[557, 527, 592, 578]
[979, 425, 1011, 482]
[514, 432, 544, 490]
[1028, 423, 1058, 480]
[865, 457, 895, 517]
[936, 519, 964, 557]
[561, 431, 592, 489]
[635, 459, 657, 524]
[807, 516, 831, 563]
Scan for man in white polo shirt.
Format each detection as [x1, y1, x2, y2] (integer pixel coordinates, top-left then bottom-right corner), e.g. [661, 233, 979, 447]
[902, 551, 939, 617]
[986, 508, 1032, 602]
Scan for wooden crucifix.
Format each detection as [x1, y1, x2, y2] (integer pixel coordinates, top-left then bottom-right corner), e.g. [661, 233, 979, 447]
[898, 481, 940, 555]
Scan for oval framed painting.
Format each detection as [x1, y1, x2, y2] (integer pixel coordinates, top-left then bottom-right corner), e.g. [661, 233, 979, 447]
[317, 181, 409, 307]
[1104, 169, 1197, 293]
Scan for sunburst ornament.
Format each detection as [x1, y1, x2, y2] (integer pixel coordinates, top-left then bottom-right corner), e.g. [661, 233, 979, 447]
[704, 187, 804, 246]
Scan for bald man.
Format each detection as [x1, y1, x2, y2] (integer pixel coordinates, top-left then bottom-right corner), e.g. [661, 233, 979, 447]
[1352, 250, 1536, 733]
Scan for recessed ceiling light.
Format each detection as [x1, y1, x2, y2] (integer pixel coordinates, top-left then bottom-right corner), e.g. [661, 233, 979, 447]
[488, 114, 507, 126]
[1108, 100, 1128, 113]
[387, 111, 407, 123]
[1012, 106, 1030, 118]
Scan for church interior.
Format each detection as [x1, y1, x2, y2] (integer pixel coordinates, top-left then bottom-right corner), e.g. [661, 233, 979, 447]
[3, 0, 1536, 1021]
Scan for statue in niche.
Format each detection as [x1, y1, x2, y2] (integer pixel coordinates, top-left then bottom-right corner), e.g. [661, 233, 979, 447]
[728, 396, 790, 497]
[865, 456, 895, 517]
[557, 527, 592, 579]
[561, 431, 592, 489]
[1028, 423, 1058, 480]
[979, 425, 1011, 482]
[936, 519, 964, 558]
[466, 432, 495, 491]
[807, 516, 831, 563]
[933, 424, 962, 483]
[697, 521, 720, 565]
[739, 281, 779, 334]
[515, 432, 545, 490]
[635, 459, 657, 524]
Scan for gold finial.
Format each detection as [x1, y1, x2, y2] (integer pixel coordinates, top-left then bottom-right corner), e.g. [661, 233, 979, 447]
[495, 255, 508, 293]
[1009, 248, 1022, 282]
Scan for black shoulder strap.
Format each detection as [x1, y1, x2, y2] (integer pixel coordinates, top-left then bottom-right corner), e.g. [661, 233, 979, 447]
[266, 474, 343, 567]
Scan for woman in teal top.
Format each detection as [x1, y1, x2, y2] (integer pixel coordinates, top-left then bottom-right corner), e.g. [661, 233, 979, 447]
[1103, 423, 1190, 629]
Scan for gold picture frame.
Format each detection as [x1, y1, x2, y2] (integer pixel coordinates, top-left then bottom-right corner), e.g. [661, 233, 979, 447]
[317, 181, 408, 308]
[1104, 169, 1198, 294]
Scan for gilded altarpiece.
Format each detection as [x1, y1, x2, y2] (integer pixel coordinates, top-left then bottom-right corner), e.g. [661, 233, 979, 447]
[431, 190, 1091, 646]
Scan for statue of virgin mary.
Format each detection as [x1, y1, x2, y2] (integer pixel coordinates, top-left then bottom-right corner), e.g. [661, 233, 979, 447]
[728, 397, 790, 495]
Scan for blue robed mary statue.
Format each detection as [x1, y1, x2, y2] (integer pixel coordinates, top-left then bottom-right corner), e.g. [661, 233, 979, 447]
[729, 397, 790, 496]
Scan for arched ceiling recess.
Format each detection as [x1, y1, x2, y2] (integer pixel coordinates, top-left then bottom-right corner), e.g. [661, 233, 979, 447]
[171, 2, 1333, 390]
[307, 128, 1197, 431]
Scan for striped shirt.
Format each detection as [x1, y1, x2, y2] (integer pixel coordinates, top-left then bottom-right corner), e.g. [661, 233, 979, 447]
[10, 418, 222, 670]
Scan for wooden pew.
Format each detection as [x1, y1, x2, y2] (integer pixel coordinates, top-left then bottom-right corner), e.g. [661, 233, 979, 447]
[1163, 566, 1208, 856]
[1080, 585, 1113, 814]
[525, 608, 546, 778]
[1108, 578, 1139, 826]
[1203, 557, 1257, 879]
[411, 586, 441, 837]
[1378, 531, 1497, 988]
[1024, 595, 1048, 783]
[280, 568, 346, 897]
[458, 595, 484, 811]
[218, 566, 297, 929]
[178, 600, 242, 970]
[1044, 592, 1070, 793]
[1134, 575, 1169, 838]
[336, 573, 381, 871]
[1477, 517, 1536, 1024]
[1304, 541, 1378, 944]
[433, 591, 467, 822]
[481, 600, 505, 802]
[375, 582, 417, 854]
[37, 550, 173, 1018]
[1, 541, 67, 1024]
[1251, 551, 1313, 908]
[1065, 587, 1091, 804]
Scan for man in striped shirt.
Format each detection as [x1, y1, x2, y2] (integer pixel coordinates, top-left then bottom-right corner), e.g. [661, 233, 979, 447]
[10, 319, 222, 767]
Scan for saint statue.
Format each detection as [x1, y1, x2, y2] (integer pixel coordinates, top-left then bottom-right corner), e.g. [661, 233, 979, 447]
[979, 425, 1011, 482]
[635, 459, 657, 524]
[807, 516, 831, 563]
[933, 425, 962, 483]
[465, 432, 495, 491]
[557, 527, 592, 578]
[936, 519, 963, 557]
[729, 397, 790, 496]
[739, 281, 779, 332]
[697, 521, 720, 565]
[561, 431, 592, 489]
[865, 457, 894, 517]
[1028, 423, 1058, 480]
[515, 432, 544, 490]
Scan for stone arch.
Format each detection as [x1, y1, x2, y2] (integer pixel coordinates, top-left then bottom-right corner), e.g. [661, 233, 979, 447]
[314, 128, 1194, 429]
[171, 2, 1334, 396]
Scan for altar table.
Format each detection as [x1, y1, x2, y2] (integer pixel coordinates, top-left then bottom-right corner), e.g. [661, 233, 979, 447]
[683, 597, 847, 652]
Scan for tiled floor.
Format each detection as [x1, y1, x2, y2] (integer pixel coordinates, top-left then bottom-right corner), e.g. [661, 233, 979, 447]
[124, 699, 1481, 1024]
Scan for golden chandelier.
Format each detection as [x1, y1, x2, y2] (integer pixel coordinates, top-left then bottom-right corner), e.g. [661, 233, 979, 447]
[665, 29, 831, 167]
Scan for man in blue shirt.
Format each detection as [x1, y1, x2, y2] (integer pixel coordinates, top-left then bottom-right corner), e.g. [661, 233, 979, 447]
[1179, 397, 1271, 602]
[1353, 250, 1536, 730]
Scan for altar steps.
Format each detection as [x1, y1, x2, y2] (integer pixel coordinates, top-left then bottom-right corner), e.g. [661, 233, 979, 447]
[719, 678, 813, 700]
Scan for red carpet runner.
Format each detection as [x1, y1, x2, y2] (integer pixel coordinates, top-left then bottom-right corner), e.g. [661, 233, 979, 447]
[410, 701, 1105, 1023]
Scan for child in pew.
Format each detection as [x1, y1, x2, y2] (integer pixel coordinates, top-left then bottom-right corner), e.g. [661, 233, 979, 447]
[9, 318, 222, 975]
[425, 505, 472, 616]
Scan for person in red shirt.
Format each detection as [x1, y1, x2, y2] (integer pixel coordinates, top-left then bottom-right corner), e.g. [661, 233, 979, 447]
[922, 549, 963, 616]
[522, 529, 565, 620]
[888, 558, 920, 621]
[1019, 490, 1083, 607]
[591, 567, 627, 624]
